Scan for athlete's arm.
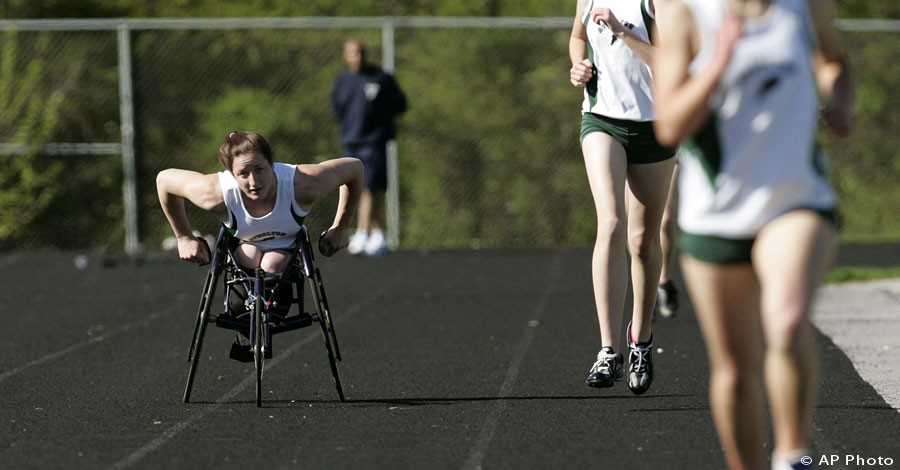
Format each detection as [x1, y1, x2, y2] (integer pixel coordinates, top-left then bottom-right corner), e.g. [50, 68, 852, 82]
[156, 169, 224, 264]
[589, 7, 655, 66]
[294, 158, 364, 256]
[809, 0, 854, 136]
[569, 0, 594, 87]
[652, 0, 741, 146]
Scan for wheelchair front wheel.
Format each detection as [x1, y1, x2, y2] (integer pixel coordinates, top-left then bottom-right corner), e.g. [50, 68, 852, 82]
[317, 315, 345, 402]
[314, 267, 342, 362]
[309, 274, 345, 402]
[253, 271, 264, 407]
[184, 266, 219, 403]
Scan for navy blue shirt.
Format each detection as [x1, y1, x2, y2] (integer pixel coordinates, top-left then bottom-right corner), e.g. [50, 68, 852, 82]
[330, 65, 408, 146]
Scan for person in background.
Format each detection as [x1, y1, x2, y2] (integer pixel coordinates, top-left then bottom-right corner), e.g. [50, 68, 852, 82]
[331, 39, 408, 257]
[569, 0, 677, 395]
[652, 0, 854, 467]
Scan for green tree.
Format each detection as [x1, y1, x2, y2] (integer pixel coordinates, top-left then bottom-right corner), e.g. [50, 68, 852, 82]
[0, 30, 66, 245]
[0, 0, 127, 18]
[0, 28, 121, 250]
[0, 0, 575, 19]
[1, 3, 897, 250]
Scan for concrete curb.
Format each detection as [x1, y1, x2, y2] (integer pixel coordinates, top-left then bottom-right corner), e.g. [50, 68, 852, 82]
[814, 278, 900, 412]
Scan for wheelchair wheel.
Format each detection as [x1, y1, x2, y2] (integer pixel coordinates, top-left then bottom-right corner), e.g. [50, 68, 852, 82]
[308, 274, 345, 402]
[183, 267, 219, 403]
[253, 270, 265, 407]
[313, 267, 342, 361]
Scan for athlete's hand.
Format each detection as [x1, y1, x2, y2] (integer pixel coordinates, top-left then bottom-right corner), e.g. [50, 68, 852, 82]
[590, 8, 626, 36]
[570, 59, 594, 87]
[712, 13, 742, 70]
[177, 236, 210, 265]
[318, 226, 349, 257]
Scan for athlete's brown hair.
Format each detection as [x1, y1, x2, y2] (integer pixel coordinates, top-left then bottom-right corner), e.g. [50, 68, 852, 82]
[217, 131, 274, 171]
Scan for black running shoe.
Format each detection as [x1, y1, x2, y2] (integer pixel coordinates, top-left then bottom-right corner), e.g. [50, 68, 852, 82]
[229, 333, 253, 362]
[656, 281, 678, 319]
[585, 347, 624, 388]
[627, 323, 654, 395]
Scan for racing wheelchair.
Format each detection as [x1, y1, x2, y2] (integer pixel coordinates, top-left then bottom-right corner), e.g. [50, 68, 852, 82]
[182, 225, 344, 407]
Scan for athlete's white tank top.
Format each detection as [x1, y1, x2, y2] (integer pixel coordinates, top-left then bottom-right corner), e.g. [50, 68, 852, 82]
[218, 162, 308, 250]
[580, 0, 657, 121]
[678, 0, 836, 238]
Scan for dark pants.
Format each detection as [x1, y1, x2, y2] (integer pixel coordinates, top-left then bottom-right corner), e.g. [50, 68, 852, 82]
[343, 141, 388, 191]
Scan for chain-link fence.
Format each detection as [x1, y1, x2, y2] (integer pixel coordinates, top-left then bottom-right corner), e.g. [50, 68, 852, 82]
[1, 17, 898, 252]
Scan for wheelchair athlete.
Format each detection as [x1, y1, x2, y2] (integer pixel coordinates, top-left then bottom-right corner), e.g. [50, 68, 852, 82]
[157, 130, 363, 271]
[157, 131, 363, 361]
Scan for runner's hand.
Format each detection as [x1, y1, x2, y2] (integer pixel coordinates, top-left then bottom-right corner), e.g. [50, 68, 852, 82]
[570, 59, 594, 87]
[177, 236, 210, 265]
[318, 227, 349, 257]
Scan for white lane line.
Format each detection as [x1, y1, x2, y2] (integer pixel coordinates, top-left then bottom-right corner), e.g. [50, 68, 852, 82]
[106, 272, 404, 470]
[0, 308, 175, 383]
[462, 252, 565, 470]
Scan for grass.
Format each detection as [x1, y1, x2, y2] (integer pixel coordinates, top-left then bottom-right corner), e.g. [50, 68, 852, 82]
[826, 267, 900, 283]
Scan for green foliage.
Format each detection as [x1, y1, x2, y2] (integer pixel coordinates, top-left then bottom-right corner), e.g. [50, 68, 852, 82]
[819, 31, 900, 242]
[2, 0, 895, 19]
[397, 27, 593, 247]
[0, 30, 65, 243]
[198, 88, 288, 168]
[0, 28, 123, 250]
[1, 4, 898, 250]
[19, 0, 573, 18]
[0, 0, 128, 18]
[827, 267, 900, 283]
[835, 1, 900, 19]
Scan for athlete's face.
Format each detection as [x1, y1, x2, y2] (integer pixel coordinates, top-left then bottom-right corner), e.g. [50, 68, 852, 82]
[231, 152, 275, 202]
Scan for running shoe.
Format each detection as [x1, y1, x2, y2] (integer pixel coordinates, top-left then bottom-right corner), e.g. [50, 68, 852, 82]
[627, 322, 654, 395]
[656, 281, 678, 318]
[772, 450, 815, 470]
[363, 228, 389, 256]
[585, 347, 624, 388]
[347, 230, 368, 255]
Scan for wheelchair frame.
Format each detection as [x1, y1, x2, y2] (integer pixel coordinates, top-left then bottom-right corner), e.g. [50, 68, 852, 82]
[182, 225, 345, 406]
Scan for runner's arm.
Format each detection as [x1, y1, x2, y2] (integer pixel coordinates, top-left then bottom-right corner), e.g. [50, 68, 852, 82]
[156, 169, 224, 263]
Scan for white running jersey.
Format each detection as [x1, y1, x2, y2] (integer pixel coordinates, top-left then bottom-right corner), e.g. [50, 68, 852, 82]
[678, 0, 836, 238]
[218, 162, 308, 250]
[580, 0, 657, 121]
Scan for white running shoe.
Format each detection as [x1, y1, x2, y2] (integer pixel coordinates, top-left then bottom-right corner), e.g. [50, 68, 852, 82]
[771, 449, 815, 470]
[347, 230, 368, 255]
[363, 229, 388, 256]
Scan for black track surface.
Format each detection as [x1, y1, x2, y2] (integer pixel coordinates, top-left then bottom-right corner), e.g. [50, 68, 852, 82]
[1, 246, 898, 469]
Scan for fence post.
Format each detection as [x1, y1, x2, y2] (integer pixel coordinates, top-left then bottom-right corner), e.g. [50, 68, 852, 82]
[117, 22, 139, 254]
[382, 18, 400, 251]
